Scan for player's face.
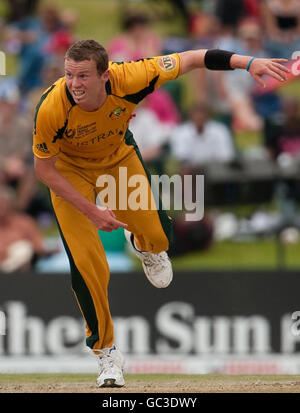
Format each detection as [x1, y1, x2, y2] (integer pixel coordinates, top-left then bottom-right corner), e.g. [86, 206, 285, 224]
[64, 58, 109, 111]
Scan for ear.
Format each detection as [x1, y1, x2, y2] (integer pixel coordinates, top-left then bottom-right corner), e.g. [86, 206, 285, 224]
[102, 69, 110, 81]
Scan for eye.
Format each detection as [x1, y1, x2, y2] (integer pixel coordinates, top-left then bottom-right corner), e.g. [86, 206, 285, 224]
[65, 73, 72, 79]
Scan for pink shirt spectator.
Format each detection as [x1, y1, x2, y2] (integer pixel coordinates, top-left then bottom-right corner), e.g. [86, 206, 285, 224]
[108, 34, 161, 63]
[146, 88, 180, 125]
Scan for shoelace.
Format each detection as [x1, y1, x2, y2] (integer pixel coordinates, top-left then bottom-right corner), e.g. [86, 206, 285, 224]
[143, 252, 169, 272]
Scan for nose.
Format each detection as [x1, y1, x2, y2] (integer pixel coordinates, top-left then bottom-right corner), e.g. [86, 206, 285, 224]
[72, 76, 81, 88]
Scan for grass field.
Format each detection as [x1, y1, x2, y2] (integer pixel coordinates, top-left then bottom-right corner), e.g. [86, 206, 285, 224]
[1, 373, 300, 393]
[171, 239, 300, 270]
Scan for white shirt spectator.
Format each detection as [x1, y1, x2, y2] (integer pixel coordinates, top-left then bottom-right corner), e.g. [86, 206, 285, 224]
[170, 120, 235, 166]
[129, 107, 171, 153]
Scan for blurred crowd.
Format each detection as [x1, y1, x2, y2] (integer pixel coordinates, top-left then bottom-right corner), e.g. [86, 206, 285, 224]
[0, 0, 299, 271]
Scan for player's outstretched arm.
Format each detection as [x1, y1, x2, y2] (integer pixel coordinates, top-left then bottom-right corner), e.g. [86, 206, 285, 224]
[179, 49, 289, 87]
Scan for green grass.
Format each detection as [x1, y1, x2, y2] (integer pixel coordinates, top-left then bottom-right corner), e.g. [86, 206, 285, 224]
[234, 130, 263, 151]
[171, 239, 300, 270]
[48, 0, 121, 47]
[1, 373, 300, 383]
[41, 0, 184, 47]
[0, 373, 96, 383]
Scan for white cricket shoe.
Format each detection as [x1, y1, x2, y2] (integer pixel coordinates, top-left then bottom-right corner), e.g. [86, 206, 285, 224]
[124, 229, 173, 288]
[96, 345, 125, 388]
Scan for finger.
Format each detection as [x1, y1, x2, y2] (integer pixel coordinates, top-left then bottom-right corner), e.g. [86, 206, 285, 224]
[267, 68, 286, 82]
[112, 219, 128, 229]
[100, 226, 112, 232]
[271, 58, 288, 63]
[271, 62, 290, 73]
[108, 220, 120, 231]
[269, 64, 286, 77]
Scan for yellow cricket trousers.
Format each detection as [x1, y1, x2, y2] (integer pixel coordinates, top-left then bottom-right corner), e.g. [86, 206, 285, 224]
[50, 130, 173, 351]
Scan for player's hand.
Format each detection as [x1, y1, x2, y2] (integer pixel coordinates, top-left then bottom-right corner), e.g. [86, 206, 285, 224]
[88, 205, 128, 232]
[249, 58, 290, 88]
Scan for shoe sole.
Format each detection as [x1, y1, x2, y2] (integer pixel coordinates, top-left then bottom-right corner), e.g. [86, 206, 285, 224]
[99, 378, 125, 388]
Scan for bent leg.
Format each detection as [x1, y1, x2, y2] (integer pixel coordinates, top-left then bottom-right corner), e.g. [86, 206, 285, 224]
[96, 140, 173, 253]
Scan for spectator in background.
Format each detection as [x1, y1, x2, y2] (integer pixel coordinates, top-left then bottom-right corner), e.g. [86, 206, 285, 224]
[0, 79, 35, 211]
[0, 79, 51, 218]
[189, 10, 220, 50]
[0, 187, 52, 273]
[215, 0, 246, 33]
[262, 0, 300, 59]
[3, 10, 45, 94]
[4, 0, 40, 23]
[3, 4, 75, 94]
[212, 0, 261, 63]
[108, 13, 161, 62]
[215, 0, 261, 32]
[129, 97, 178, 174]
[263, 97, 300, 215]
[144, 86, 181, 129]
[217, 18, 269, 131]
[170, 103, 235, 170]
[186, 9, 222, 105]
[0, 79, 32, 162]
[167, 0, 190, 32]
[26, 57, 65, 116]
[42, 6, 77, 64]
[108, 12, 182, 120]
[243, 0, 261, 18]
[264, 97, 300, 161]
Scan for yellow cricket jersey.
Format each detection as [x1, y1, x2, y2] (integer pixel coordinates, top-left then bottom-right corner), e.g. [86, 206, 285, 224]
[33, 54, 181, 161]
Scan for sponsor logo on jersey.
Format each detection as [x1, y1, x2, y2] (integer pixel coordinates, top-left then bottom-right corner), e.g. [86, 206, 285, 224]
[65, 128, 76, 139]
[35, 142, 50, 154]
[158, 55, 177, 72]
[64, 123, 97, 139]
[64, 124, 126, 147]
[109, 106, 126, 120]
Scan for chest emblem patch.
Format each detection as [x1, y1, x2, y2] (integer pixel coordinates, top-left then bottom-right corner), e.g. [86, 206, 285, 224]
[109, 107, 126, 120]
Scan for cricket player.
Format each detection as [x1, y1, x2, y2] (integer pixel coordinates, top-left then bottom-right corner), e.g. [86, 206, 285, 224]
[33, 39, 288, 387]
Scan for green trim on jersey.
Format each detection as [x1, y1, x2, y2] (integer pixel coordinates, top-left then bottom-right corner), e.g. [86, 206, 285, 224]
[107, 73, 159, 105]
[65, 85, 76, 106]
[33, 84, 55, 134]
[122, 75, 159, 104]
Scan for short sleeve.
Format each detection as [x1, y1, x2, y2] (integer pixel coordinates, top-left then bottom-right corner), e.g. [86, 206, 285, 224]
[151, 54, 182, 87]
[109, 53, 181, 99]
[32, 85, 65, 159]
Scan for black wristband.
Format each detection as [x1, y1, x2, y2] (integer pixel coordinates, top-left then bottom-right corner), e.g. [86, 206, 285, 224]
[204, 49, 235, 70]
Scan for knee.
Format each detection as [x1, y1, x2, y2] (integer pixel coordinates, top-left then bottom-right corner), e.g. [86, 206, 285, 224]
[138, 229, 169, 254]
